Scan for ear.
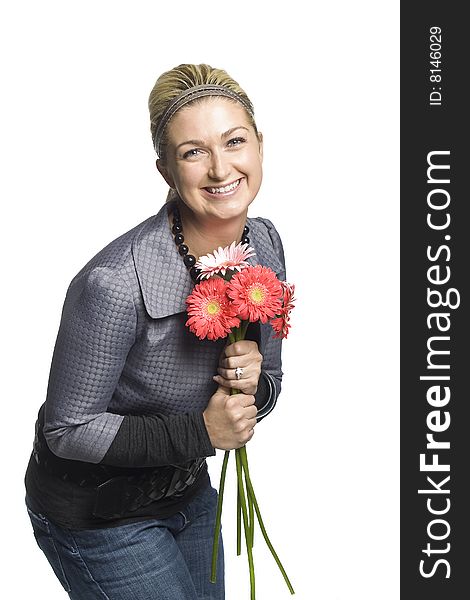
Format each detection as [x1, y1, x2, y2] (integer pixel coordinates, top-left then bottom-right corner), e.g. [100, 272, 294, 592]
[257, 132, 264, 162]
[156, 159, 175, 189]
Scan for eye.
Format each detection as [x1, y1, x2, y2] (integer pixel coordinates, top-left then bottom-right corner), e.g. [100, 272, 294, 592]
[182, 148, 203, 159]
[227, 136, 246, 148]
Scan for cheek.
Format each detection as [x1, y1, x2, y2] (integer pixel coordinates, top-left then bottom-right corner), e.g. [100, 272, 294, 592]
[232, 152, 253, 176]
[247, 152, 263, 181]
[175, 166, 202, 190]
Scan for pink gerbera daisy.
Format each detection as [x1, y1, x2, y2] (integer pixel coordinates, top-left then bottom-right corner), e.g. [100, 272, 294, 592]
[186, 277, 240, 340]
[271, 315, 291, 339]
[195, 241, 256, 280]
[227, 265, 283, 323]
[271, 282, 296, 339]
[282, 282, 295, 310]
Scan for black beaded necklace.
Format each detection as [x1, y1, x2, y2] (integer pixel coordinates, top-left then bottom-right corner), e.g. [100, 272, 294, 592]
[171, 205, 250, 283]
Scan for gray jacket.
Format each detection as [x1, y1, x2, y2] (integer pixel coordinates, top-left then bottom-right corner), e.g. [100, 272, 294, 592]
[42, 201, 286, 464]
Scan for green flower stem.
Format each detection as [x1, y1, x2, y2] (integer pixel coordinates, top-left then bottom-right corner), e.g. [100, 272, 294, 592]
[239, 446, 295, 595]
[210, 450, 230, 583]
[237, 484, 242, 556]
[244, 461, 255, 548]
[236, 447, 256, 599]
[240, 319, 250, 339]
[236, 448, 254, 551]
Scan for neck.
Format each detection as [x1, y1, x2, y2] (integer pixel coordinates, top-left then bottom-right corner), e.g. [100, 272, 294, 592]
[174, 201, 247, 259]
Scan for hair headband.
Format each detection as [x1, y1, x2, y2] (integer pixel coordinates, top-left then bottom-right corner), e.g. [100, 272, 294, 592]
[152, 84, 255, 157]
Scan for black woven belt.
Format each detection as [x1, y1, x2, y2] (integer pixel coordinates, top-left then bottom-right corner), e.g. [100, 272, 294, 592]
[92, 457, 205, 519]
[33, 408, 206, 519]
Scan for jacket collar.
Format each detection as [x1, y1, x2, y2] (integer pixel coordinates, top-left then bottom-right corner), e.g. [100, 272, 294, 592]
[131, 200, 283, 319]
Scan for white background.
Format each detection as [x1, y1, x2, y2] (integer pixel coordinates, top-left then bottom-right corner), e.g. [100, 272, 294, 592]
[1, 1, 399, 598]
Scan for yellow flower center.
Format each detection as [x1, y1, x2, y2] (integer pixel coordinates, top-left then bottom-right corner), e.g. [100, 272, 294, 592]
[206, 300, 220, 316]
[249, 285, 265, 304]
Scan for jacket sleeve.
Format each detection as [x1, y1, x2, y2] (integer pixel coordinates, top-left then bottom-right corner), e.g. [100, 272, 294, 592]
[42, 267, 215, 465]
[42, 267, 136, 463]
[254, 218, 286, 422]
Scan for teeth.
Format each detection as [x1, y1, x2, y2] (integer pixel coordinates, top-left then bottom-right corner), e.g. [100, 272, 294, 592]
[208, 179, 240, 194]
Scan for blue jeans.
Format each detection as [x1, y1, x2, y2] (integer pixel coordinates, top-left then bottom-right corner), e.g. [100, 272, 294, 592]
[25, 481, 224, 599]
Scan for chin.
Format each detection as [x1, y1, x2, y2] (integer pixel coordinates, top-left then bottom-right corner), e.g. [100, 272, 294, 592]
[209, 204, 250, 221]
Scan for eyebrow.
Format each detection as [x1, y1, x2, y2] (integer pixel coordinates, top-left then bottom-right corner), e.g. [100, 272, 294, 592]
[175, 126, 249, 151]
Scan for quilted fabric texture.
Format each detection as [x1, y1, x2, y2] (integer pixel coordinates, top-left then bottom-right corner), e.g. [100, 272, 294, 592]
[42, 200, 286, 464]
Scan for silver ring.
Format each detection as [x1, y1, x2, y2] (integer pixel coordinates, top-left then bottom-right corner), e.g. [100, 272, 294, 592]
[235, 367, 244, 380]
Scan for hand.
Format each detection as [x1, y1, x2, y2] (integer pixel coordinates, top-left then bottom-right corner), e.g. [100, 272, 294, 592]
[213, 340, 263, 395]
[203, 385, 257, 450]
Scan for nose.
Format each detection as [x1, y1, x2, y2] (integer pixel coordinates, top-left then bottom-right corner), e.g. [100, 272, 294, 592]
[208, 149, 231, 181]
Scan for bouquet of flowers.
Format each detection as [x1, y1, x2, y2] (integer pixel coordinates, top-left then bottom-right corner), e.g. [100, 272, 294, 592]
[185, 241, 295, 599]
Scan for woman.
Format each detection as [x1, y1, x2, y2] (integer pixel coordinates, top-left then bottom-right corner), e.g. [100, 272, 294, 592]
[24, 63, 286, 599]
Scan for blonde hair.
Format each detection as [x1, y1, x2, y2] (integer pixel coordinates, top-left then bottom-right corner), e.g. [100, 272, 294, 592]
[148, 63, 258, 164]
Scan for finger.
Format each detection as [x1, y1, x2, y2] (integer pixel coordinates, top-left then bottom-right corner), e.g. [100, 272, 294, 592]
[213, 375, 257, 395]
[216, 383, 232, 395]
[244, 418, 257, 432]
[213, 375, 243, 390]
[239, 394, 256, 406]
[238, 427, 255, 447]
[226, 393, 256, 408]
[220, 353, 262, 371]
[224, 340, 257, 358]
[217, 366, 253, 380]
[225, 392, 256, 408]
[220, 355, 246, 370]
[244, 407, 258, 420]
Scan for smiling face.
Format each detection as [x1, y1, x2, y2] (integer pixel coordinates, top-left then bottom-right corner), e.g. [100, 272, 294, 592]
[157, 97, 263, 223]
